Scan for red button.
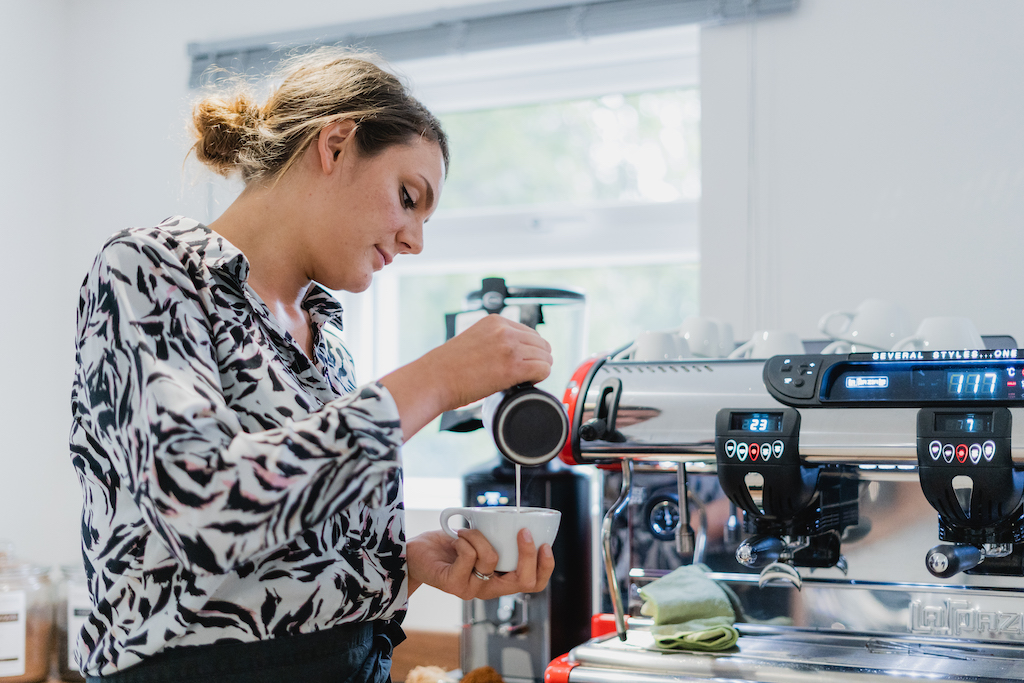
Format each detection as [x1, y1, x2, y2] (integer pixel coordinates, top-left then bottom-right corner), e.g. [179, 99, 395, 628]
[750, 443, 760, 461]
[956, 444, 968, 463]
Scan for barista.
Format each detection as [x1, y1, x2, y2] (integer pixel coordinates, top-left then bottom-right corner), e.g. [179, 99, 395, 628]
[69, 47, 554, 683]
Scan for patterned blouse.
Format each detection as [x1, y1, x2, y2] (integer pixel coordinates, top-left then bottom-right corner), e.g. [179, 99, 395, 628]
[69, 217, 407, 676]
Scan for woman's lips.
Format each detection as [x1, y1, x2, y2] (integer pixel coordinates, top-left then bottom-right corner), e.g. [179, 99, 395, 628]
[375, 246, 393, 268]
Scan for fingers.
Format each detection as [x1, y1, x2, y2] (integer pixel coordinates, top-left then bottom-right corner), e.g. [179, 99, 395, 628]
[455, 529, 499, 579]
[511, 529, 555, 592]
[512, 528, 539, 588]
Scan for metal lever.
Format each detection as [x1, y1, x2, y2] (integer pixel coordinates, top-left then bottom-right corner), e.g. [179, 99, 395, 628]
[603, 459, 633, 641]
[676, 465, 696, 556]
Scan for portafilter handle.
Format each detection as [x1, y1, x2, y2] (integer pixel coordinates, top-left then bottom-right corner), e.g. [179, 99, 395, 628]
[735, 535, 785, 569]
[925, 544, 983, 578]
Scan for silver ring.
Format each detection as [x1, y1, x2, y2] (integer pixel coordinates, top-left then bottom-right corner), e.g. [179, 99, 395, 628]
[472, 569, 492, 581]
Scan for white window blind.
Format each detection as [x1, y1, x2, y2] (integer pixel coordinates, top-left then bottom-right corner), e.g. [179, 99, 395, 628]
[187, 0, 796, 88]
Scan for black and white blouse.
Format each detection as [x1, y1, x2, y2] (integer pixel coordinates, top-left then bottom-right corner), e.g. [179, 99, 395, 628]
[69, 217, 407, 676]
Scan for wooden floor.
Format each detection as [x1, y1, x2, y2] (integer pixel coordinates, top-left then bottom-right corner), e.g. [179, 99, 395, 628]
[392, 630, 461, 682]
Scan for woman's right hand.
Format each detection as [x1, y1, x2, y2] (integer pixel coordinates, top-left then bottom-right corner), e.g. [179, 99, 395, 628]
[379, 314, 553, 440]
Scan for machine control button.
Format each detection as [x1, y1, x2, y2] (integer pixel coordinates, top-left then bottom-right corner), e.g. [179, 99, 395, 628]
[773, 440, 784, 458]
[725, 439, 737, 457]
[749, 443, 760, 460]
[929, 440, 942, 460]
[955, 444, 968, 463]
[983, 440, 996, 461]
[942, 444, 955, 463]
[762, 442, 772, 459]
[969, 443, 982, 464]
[737, 442, 748, 461]
[766, 357, 818, 400]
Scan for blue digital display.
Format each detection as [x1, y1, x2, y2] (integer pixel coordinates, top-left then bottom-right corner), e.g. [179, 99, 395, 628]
[826, 364, 1020, 403]
[934, 412, 993, 433]
[947, 371, 999, 396]
[730, 412, 783, 433]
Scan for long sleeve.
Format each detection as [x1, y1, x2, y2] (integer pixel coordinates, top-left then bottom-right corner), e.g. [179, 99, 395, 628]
[72, 230, 403, 576]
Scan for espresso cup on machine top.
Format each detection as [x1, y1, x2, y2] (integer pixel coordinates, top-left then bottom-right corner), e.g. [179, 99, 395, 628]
[818, 298, 913, 353]
[632, 331, 690, 361]
[891, 316, 985, 352]
[711, 319, 736, 358]
[728, 330, 804, 359]
[677, 316, 721, 358]
[440, 506, 561, 573]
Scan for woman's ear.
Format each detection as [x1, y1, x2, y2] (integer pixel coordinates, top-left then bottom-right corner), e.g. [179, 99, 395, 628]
[317, 119, 358, 174]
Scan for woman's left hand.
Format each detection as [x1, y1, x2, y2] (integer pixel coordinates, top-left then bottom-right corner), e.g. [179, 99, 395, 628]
[407, 528, 555, 600]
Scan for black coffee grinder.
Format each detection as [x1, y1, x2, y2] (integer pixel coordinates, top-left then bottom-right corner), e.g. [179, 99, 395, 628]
[443, 278, 592, 683]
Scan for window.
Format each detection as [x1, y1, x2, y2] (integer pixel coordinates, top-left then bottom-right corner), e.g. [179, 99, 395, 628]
[357, 28, 704, 486]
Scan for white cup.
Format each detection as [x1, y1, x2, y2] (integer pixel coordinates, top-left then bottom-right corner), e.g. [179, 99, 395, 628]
[440, 506, 561, 572]
[711, 319, 736, 358]
[818, 299, 913, 352]
[633, 331, 689, 361]
[728, 330, 804, 359]
[677, 316, 721, 358]
[891, 317, 985, 353]
[821, 339, 886, 355]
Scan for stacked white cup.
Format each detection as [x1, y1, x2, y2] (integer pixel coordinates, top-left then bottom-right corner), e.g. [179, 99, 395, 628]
[892, 317, 985, 352]
[818, 299, 914, 354]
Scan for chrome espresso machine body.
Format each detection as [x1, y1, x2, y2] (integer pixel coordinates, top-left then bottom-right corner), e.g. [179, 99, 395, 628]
[549, 346, 1024, 682]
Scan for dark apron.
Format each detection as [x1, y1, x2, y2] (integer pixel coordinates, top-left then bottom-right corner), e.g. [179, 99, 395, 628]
[86, 619, 405, 683]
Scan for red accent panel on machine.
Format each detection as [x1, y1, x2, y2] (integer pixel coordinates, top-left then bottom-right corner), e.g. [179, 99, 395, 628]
[544, 653, 579, 683]
[560, 356, 600, 465]
[590, 613, 628, 638]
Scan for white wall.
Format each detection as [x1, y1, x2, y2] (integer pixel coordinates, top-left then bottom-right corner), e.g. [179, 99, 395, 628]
[701, 0, 1024, 343]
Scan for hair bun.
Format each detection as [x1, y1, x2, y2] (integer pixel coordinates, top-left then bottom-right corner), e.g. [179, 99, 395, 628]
[191, 94, 261, 176]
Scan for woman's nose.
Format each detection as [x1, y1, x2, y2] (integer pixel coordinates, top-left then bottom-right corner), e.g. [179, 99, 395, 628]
[398, 220, 423, 255]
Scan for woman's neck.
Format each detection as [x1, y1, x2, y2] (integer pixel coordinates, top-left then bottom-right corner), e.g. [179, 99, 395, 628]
[209, 183, 316, 357]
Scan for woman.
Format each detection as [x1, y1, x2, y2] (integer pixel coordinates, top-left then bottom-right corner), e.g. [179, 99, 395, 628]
[69, 48, 555, 683]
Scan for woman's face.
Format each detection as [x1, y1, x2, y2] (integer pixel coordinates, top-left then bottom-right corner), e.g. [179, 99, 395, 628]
[311, 134, 445, 293]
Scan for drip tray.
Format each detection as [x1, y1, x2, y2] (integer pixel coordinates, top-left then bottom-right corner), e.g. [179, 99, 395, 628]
[566, 626, 1024, 682]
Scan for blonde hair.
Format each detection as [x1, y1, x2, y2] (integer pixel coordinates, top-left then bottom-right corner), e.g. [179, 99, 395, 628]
[190, 47, 448, 184]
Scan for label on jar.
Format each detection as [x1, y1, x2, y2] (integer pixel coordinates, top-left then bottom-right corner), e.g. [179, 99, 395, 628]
[67, 581, 91, 672]
[0, 590, 27, 676]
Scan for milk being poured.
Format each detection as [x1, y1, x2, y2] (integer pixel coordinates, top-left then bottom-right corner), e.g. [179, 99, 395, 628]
[515, 463, 522, 511]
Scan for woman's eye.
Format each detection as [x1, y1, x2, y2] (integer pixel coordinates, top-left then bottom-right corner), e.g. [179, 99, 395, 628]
[401, 186, 416, 209]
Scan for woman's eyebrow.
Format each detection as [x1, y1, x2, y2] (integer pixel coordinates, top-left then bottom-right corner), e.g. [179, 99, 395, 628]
[418, 174, 436, 211]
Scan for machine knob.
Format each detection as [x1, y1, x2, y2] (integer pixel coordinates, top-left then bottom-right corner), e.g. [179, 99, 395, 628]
[925, 544, 983, 578]
[579, 418, 608, 442]
[736, 535, 785, 569]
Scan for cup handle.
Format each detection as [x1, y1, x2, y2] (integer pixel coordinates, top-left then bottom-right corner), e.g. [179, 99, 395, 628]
[819, 311, 854, 338]
[728, 340, 754, 359]
[822, 339, 851, 354]
[891, 335, 919, 352]
[439, 507, 473, 539]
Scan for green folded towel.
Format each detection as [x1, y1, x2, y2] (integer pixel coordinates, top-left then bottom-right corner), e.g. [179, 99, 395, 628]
[651, 617, 739, 651]
[638, 565, 739, 652]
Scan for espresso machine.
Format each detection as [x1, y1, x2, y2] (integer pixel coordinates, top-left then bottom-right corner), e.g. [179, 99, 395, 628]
[443, 278, 594, 683]
[548, 342, 1024, 682]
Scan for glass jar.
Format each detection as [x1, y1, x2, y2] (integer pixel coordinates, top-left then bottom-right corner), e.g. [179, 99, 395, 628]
[56, 564, 89, 682]
[0, 542, 53, 683]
